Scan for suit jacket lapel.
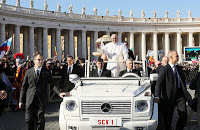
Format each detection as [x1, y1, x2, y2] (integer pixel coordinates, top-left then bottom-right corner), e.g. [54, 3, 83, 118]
[32, 67, 37, 84]
[101, 69, 106, 77]
[38, 67, 45, 81]
[94, 69, 98, 77]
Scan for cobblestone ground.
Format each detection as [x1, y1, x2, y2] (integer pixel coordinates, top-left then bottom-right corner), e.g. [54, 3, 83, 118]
[0, 102, 198, 130]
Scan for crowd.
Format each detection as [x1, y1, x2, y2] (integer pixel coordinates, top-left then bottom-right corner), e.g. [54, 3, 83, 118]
[1, 34, 200, 130]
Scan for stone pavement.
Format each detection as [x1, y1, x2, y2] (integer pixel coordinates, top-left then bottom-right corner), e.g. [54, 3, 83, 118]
[0, 102, 198, 130]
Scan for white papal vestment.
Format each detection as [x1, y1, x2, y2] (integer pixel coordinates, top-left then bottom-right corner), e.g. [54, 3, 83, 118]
[101, 42, 128, 77]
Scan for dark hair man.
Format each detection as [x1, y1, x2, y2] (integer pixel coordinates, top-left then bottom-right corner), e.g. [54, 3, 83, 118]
[90, 58, 111, 77]
[19, 52, 66, 130]
[59, 56, 81, 92]
[124, 41, 135, 61]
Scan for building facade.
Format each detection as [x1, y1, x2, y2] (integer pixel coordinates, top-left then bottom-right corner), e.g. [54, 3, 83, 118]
[0, 1, 200, 62]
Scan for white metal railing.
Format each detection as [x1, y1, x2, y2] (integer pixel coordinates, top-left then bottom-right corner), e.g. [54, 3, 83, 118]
[85, 60, 145, 78]
[0, 3, 199, 23]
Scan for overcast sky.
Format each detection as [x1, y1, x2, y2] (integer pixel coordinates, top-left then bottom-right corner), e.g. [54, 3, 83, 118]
[6, 0, 200, 18]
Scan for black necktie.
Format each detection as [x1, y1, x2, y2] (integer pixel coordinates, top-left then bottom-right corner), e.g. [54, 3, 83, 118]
[68, 67, 71, 74]
[98, 70, 101, 77]
[174, 67, 180, 88]
[36, 70, 39, 81]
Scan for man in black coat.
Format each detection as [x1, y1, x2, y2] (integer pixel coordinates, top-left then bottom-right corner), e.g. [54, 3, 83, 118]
[119, 59, 141, 77]
[124, 41, 135, 60]
[154, 50, 192, 130]
[19, 52, 66, 130]
[60, 56, 81, 92]
[90, 58, 111, 77]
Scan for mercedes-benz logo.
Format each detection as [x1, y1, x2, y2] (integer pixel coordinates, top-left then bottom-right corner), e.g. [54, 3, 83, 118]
[101, 102, 112, 113]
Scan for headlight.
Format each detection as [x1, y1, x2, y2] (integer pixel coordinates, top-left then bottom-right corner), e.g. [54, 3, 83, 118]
[66, 100, 77, 111]
[137, 100, 148, 112]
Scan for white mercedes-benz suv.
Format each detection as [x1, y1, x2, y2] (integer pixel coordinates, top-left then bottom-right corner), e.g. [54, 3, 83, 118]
[59, 66, 158, 130]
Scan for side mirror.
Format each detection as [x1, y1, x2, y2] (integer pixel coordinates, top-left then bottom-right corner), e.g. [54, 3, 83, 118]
[69, 74, 79, 84]
[150, 73, 159, 82]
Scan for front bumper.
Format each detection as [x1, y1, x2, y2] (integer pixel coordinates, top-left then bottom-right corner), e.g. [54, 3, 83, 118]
[59, 117, 157, 130]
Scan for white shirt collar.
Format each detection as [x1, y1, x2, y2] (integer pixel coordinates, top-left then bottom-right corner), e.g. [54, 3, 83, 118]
[168, 62, 176, 72]
[97, 68, 103, 73]
[168, 62, 175, 68]
[34, 66, 42, 74]
[127, 69, 132, 72]
[68, 64, 74, 70]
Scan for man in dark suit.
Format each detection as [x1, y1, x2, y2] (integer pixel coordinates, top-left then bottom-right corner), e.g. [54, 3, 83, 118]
[90, 58, 111, 77]
[79, 58, 85, 77]
[155, 50, 192, 130]
[60, 56, 81, 92]
[19, 52, 66, 130]
[124, 41, 135, 60]
[119, 59, 141, 77]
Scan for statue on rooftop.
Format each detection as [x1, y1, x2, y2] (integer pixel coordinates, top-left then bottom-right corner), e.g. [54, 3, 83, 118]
[153, 11, 156, 18]
[16, 0, 20, 6]
[57, 3, 61, 12]
[165, 10, 168, 18]
[118, 9, 122, 17]
[93, 7, 97, 15]
[177, 10, 180, 18]
[106, 8, 109, 16]
[82, 5, 85, 14]
[141, 9, 145, 18]
[30, 0, 34, 8]
[130, 9, 133, 17]
[1, 0, 6, 4]
[69, 4, 73, 13]
[44, 0, 48, 10]
[188, 9, 192, 18]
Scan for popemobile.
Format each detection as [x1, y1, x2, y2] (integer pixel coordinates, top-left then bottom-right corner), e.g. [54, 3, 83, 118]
[59, 60, 158, 130]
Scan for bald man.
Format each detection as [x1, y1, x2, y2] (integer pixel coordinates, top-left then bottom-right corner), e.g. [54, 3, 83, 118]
[155, 50, 191, 130]
[161, 56, 169, 66]
[100, 34, 128, 77]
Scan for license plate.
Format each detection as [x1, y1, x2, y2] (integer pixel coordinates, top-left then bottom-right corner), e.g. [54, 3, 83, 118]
[90, 117, 122, 126]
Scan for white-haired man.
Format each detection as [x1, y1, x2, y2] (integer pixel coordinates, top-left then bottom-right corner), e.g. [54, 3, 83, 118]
[100, 34, 128, 77]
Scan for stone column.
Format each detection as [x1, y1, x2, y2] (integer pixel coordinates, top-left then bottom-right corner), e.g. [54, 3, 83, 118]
[153, 32, 158, 61]
[94, 31, 98, 52]
[0, 23, 5, 44]
[77, 31, 82, 58]
[51, 29, 56, 57]
[29, 27, 34, 59]
[130, 32, 134, 52]
[141, 32, 146, 62]
[69, 29, 74, 57]
[14, 25, 20, 53]
[8, 25, 14, 54]
[37, 28, 42, 54]
[56, 29, 61, 61]
[82, 30, 87, 59]
[90, 33, 94, 60]
[64, 30, 69, 58]
[165, 32, 170, 56]
[177, 32, 182, 62]
[23, 28, 28, 58]
[189, 32, 193, 47]
[142, 32, 146, 75]
[43, 28, 48, 59]
[118, 32, 122, 42]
